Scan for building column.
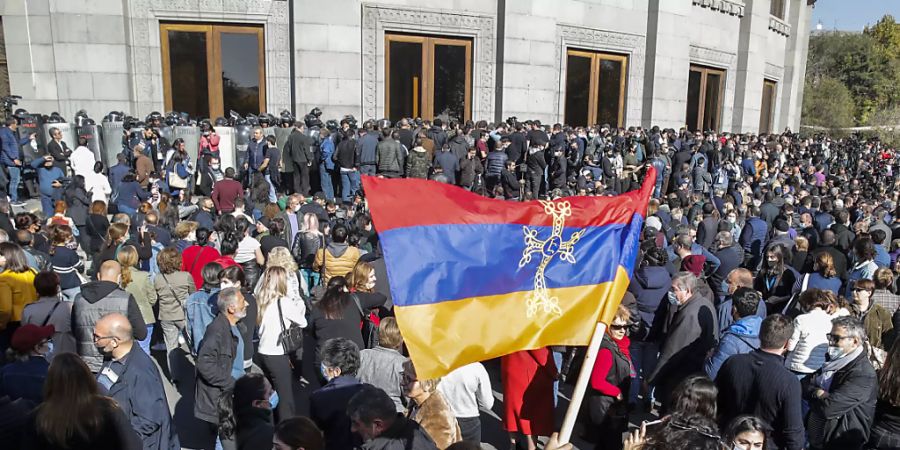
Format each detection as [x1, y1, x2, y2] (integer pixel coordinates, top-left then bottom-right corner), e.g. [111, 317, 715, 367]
[779, 0, 813, 131]
[641, 0, 691, 129]
[731, 0, 771, 133]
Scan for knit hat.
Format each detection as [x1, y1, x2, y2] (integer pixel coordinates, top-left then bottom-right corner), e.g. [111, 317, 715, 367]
[11, 324, 54, 353]
[681, 255, 706, 277]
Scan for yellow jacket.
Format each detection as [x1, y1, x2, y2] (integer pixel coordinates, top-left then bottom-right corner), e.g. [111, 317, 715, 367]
[313, 244, 361, 283]
[0, 269, 38, 329]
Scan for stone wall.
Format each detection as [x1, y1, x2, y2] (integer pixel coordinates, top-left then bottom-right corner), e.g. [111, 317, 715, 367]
[1, 0, 813, 131]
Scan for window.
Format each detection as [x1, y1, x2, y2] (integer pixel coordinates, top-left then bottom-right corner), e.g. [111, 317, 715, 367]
[563, 49, 627, 127]
[160, 23, 265, 118]
[770, 0, 785, 19]
[686, 65, 725, 132]
[385, 33, 472, 123]
[759, 79, 777, 134]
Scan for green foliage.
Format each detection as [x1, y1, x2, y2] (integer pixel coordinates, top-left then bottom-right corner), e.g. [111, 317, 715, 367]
[802, 77, 855, 130]
[804, 14, 900, 127]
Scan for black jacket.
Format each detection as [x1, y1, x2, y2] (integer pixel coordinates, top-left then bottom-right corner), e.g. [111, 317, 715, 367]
[64, 186, 91, 226]
[47, 139, 70, 173]
[711, 245, 744, 300]
[648, 294, 718, 396]
[716, 350, 805, 450]
[104, 345, 180, 450]
[803, 351, 878, 450]
[361, 415, 438, 450]
[286, 130, 314, 165]
[195, 314, 238, 424]
[310, 376, 366, 450]
[235, 407, 273, 450]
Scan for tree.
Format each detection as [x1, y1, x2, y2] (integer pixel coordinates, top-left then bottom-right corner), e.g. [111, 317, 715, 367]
[801, 76, 855, 130]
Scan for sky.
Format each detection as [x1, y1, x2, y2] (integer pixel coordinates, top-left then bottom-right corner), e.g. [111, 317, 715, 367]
[811, 0, 900, 32]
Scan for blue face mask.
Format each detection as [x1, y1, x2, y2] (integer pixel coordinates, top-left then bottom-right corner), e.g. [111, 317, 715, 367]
[320, 363, 330, 380]
[668, 291, 679, 305]
[268, 390, 279, 410]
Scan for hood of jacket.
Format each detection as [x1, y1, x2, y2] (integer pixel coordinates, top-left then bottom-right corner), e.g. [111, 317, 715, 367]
[79, 280, 122, 303]
[634, 266, 671, 290]
[327, 242, 350, 258]
[727, 314, 763, 337]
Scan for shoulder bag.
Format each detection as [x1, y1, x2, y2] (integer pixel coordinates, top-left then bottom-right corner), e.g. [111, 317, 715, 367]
[350, 293, 379, 349]
[276, 297, 304, 353]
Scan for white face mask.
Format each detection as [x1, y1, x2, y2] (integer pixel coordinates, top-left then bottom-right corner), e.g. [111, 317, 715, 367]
[292, 204, 301, 212]
[827, 346, 845, 361]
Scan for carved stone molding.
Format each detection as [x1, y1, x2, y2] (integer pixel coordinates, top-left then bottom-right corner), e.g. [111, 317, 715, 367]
[555, 25, 646, 124]
[361, 4, 496, 120]
[124, 0, 290, 113]
[769, 17, 791, 37]
[689, 45, 737, 68]
[692, 0, 745, 17]
[765, 62, 785, 80]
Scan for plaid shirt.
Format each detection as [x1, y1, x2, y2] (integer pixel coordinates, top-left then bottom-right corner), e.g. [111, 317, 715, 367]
[872, 289, 900, 313]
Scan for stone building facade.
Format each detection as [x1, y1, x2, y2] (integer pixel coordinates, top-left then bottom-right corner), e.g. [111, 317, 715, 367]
[1, 0, 814, 132]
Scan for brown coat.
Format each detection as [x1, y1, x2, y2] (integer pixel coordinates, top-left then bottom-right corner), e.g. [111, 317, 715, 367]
[313, 244, 361, 283]
[408, 391, 461, 450]
[135, 154, 154, 188]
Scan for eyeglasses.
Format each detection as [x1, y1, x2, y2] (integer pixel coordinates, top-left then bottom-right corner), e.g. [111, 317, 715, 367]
[92, 334, 118, 343]
[826, 333, 852, 344]
[852, 288, 871, 293]
[609, 323, 628, 331]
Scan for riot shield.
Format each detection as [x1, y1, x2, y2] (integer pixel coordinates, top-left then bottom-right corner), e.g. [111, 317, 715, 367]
[234, 124, 251, 170]
[215, 127, 237, 172]
[174, 126, 201, 170]
[100, 122, 126, 168]
[42, 122, 76, 152]
[16, 114, 43, 163]
[274, 127, 292, 154]
[76, 125, 103, 163]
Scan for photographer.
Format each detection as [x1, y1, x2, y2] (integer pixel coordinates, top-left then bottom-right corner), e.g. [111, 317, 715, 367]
[1, 117, 35, 207]
[30, 154, 65, 217]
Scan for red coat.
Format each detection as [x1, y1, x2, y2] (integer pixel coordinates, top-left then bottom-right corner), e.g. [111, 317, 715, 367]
[182, 245, 222, 289]
[501, 348, 557, 436]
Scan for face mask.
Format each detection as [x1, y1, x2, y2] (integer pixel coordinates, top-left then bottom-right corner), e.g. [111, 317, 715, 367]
[30, 140, 38, 150]
[292, 205, 301, 212]
[732, 444, 747, 450]
[726, 217, 736, 223]
[211, 164, 220, 171]
[46, 341, 54, 355]
[827, 346, 845, 361]
[320, 363, 330, 380]
[268, 390, 280, 409]
[233, 306, 247, 320]
[668, 291, 679, 305]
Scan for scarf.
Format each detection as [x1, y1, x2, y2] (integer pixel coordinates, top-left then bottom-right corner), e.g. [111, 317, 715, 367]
[814, 345, 864, 392]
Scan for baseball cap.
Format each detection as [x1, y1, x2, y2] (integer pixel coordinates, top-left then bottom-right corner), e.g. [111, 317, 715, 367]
[11, 324, 54, 353]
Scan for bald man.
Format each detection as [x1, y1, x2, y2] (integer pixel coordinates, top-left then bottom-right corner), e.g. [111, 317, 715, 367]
[718, 268, 766, 332]
[72, 260, 148, 372]
[95, 313, 179, 450]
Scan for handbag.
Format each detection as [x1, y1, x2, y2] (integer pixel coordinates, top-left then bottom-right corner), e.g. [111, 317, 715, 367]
[169, 164, 188, 189]
[350, 293, 379, 349]
[276, 297, 304, 353]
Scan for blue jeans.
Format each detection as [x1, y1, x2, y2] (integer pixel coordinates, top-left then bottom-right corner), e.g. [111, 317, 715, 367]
[265, 173, 277, 203]
[319, 164, 334, 200]
[552, 349, 563, 407]
[340, 170, 360, 203]
[7, 166, 20, 202]
[629, 340, 660, 404]
[118, 204, 136, 216]
[40, 193, 56, 217]
[138, 324, 154, 355]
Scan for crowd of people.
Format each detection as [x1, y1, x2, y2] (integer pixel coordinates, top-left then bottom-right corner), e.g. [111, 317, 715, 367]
[0, 111, 898, 450]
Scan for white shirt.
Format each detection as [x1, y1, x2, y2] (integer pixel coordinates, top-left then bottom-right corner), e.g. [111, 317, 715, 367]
[257, 296, 307, 355]
[84, 171, 111, 203]
[785, 307, 835, 373]
[436, 362, 494, 418]
[70, 146, 96, 178]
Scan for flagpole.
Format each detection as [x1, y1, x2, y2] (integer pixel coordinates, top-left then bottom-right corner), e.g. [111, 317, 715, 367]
[557, 321, 608, 444]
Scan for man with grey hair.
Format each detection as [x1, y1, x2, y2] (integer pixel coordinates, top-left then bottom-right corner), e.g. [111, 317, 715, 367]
[649, 271, 718, 410]
[194, 287, 247, 442]
[803, 316, 877, 450]
[712, 230, 745, 301]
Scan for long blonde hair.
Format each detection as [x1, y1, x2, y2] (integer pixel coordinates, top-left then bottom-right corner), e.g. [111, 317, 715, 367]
[116, 245, 138, 288]
[257, 266, 288, 326]
[267, 247, 298, 273]
[347, 261, 375, 293]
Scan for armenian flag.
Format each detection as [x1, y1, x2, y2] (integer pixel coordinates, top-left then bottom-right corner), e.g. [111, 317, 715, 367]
[362, 168, 656, 379]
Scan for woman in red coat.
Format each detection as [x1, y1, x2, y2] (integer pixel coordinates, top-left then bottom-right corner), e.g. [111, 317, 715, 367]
[501, 347, 558, 450]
